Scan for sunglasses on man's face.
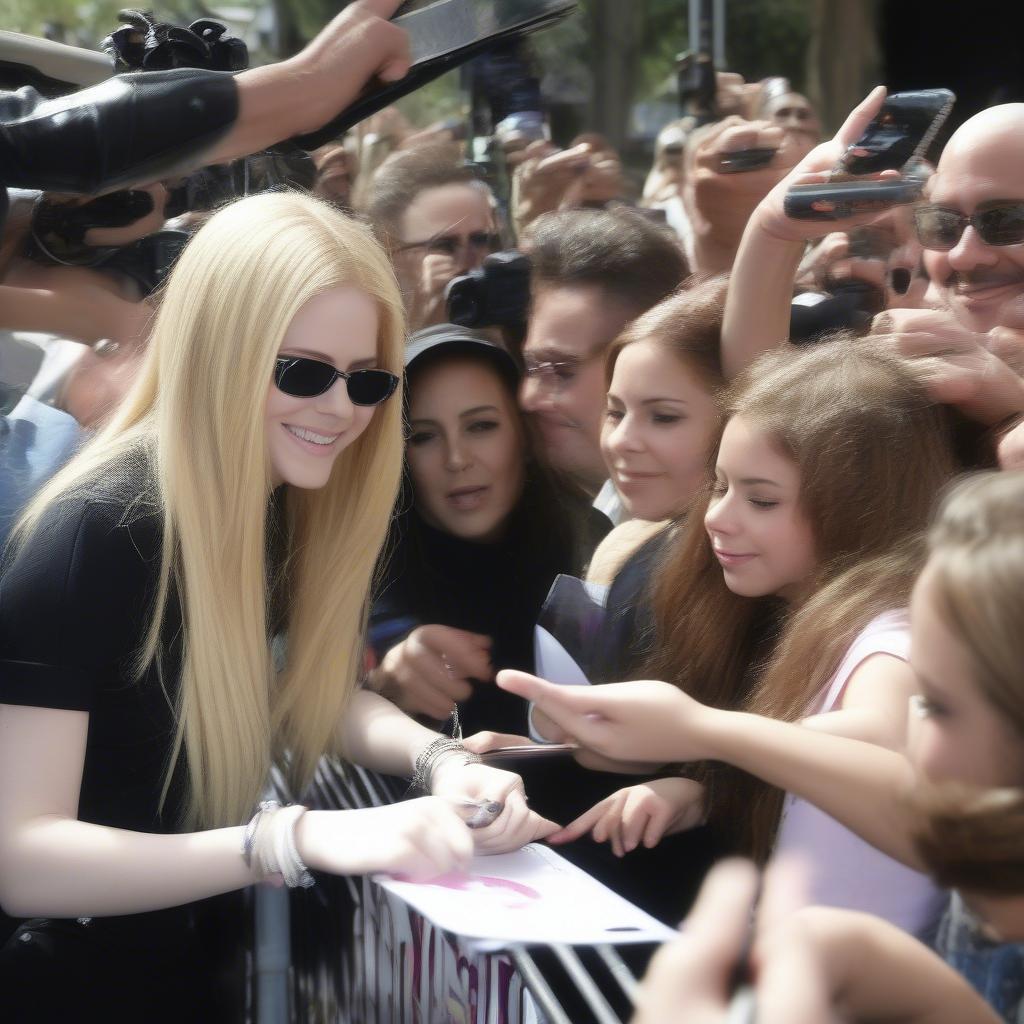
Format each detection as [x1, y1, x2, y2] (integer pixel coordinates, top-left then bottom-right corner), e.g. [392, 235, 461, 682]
[913, 201, 1024, 251]
[274, 357, 399, 406]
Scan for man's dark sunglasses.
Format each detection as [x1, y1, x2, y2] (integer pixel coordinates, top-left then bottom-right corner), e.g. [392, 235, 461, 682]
[913, 201, 1024, 251]
[274, 357, 399, 405]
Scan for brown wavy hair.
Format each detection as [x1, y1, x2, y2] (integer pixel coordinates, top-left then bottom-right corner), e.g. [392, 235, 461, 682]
[604, 275, 728, 395]
[911, 471, 1024, 894]
[645, 337, 958, 860]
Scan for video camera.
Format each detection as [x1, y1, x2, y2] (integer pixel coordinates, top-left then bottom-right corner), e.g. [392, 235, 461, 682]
[446, 250, 531, 332]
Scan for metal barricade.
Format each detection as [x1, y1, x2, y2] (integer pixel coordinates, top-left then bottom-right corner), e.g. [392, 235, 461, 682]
[257, 760, 653, 1024]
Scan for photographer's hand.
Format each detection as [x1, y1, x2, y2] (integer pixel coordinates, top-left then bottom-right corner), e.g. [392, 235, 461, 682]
[870, 307, 1024, 425]
[684, 117, 795, 273]
[210, 1, 410, 165]
[512, 143, 592, 235]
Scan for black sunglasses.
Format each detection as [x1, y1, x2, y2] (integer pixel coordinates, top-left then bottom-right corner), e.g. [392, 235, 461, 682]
[913, 201, 1024, 251]
[274, 357, 399, 406]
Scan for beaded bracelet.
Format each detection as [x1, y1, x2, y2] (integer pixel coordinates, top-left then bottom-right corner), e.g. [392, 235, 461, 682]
[410, 736, 481, 793]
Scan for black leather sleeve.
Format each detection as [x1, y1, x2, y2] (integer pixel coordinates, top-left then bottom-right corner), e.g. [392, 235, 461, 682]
[0, 68, 239, 195]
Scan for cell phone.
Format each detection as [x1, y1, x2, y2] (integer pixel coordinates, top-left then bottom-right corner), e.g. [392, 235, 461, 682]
[718, 147, 777, 173]
[784, 88, 954, 222]
[478, 743, 578, 764]
[784, 175, 925, 221]
[838, 89, 955, 176]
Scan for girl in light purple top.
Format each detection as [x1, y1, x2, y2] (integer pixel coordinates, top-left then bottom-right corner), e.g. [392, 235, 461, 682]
[508, 339, 958, 936]
[502, 470, 1024, 1024]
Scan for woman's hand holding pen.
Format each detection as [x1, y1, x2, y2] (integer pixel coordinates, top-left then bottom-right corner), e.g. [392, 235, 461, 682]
[430, 757, 560, 854]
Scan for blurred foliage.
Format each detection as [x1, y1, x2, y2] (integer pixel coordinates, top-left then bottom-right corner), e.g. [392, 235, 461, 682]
[0, 0, 812, 136]
[613, 0, 813, 100]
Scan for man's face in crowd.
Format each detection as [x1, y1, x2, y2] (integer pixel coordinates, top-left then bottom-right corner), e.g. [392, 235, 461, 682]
[762, 91, 820, 150]
[393, 183, 495, 309]
[923, 105, 1024, 333]
[520, 284, 637, 494]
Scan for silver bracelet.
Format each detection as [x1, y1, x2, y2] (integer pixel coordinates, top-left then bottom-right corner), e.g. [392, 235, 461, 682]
[410, 736, 481, 793]
[242, 800, 277, 870]
[275, 804, 315, 889]
[242, 800, 314, 888]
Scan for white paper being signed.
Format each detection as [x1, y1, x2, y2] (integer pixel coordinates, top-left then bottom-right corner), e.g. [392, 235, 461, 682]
[374, 843, 676, 949]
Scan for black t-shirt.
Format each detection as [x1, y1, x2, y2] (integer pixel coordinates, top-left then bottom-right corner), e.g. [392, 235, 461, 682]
[0, 462, 241, 1021]
[0, 463, 187, 833]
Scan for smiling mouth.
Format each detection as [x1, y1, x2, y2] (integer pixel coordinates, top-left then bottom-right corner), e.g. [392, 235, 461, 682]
[615, 470, 663, 488]
[285, 424, 341, 447]
[713, 549, 757, 566]
[951, 278, 1024, 301]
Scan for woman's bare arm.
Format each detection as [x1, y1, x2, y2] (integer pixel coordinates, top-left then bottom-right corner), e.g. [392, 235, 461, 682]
[0, 703, 253, 918]
[800, 906, 1000, 1024]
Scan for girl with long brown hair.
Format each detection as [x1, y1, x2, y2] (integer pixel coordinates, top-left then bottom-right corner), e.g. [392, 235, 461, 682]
[505, 470, 1024, 1024]
[506, 337, 959, 935]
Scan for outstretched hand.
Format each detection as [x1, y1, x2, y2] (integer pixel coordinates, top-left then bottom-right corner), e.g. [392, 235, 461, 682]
[549, 777, 706, 856]
[496, 672, 714, 765]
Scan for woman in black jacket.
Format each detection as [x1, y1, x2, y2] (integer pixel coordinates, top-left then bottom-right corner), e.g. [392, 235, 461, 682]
[368, 324, 607, 737]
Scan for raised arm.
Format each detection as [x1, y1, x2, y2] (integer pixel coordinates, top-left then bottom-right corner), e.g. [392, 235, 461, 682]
[0, 1, 409, 198]
[721, 87, 890, 379]
[214, 0, 410, 164]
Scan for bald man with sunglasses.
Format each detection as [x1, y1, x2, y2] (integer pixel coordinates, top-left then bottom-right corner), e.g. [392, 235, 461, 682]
[721, 91, 1024, 433]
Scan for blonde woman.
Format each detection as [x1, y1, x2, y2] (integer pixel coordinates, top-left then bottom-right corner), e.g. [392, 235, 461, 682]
[0, 193, 555, 1021]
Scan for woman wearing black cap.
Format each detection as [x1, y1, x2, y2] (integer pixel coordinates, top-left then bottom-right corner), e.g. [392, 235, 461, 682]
[367, 324, 607, 736]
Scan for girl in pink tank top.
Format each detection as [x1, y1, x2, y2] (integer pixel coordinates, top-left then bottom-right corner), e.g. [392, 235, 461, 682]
[524, 341, 957, 935]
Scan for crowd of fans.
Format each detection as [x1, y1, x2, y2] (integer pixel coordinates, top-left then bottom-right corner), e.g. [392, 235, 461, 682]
[0, 2, 1022, 1022]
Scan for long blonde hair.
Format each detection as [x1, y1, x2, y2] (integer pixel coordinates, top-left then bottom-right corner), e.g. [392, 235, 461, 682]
[912, 471, 1024, 893]
[646, 339, 959, 859]
[13, 193, 406, 828]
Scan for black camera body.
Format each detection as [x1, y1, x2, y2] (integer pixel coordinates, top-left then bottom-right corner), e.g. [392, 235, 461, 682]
[446, 251, 531, 330]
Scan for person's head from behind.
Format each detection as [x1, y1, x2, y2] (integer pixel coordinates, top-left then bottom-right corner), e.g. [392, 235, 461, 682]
[366, 145, 497, 312]
[918, 103, 1024, 333]
[601, 278, 725, 521]
[907, 470, 1024, 896]
[403, 329, 527, 544]
[703, 339, 955, 604]
[94, 192, 405, 827]
[313, 141, 357, 209]
[520, 208, 688, 493]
